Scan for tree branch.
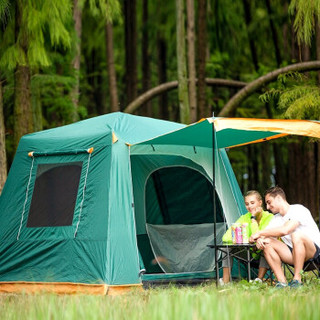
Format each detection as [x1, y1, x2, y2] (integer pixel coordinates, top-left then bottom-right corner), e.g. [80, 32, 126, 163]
[123, 78, 247, 114]
[218, 61, 320, 117]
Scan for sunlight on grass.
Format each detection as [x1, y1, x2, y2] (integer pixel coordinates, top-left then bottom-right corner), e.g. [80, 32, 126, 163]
[1, 280, 320, 320]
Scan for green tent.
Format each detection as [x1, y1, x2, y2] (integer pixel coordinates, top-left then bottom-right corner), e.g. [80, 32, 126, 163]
[2, 113, 318, 294]
[0, 112, 246, 294]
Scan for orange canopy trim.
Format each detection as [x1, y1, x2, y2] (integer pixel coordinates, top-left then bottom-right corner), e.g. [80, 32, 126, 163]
[211, 118, 320, 139]
[227, 133, 287, 149]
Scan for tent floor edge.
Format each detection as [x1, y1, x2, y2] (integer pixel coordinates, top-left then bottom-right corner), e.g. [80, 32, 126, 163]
[0, 282, 143, 296]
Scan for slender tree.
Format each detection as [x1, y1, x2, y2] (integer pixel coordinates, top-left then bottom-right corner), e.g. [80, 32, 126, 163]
[242, 0, 258, 71]
[176, 0, 190, 124]
[197, 0, 207, 119]
[124, 0, 137, 106]
[70, 0, 82, 122]
[106, 22, 119, 112]
[186, 0, 197, 122]
[157, 36, 168, 120]
[141, 0, 152, 117]
[265, 0, 282, 67]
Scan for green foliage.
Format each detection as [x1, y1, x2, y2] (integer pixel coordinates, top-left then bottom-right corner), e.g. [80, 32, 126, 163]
[85, 0, 121, 22]
[32, 73, 77, 127]
[0, 0, 72, 70]
[259, 72, 320, 120]
[289, 0, 320, 46]
[0, 0, 10, 22]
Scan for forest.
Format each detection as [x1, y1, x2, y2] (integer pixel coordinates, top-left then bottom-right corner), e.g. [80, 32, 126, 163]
[0, 0, 319, 220]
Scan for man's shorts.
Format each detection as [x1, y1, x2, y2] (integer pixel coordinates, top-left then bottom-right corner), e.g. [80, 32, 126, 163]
[287, 242, 320, 265]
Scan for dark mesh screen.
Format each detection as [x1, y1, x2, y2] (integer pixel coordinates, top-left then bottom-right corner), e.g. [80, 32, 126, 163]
[146, 167, 223, 225]
[27, 162, 83, 227]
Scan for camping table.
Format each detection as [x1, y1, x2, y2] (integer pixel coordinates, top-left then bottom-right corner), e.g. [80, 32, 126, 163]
[207, 243, 257, 282]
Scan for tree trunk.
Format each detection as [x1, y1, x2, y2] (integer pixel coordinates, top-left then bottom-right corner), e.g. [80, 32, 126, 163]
[0, 79, 7, 194]
[13, 2, 33, 149]
[157, 36, 169, 120]
[124, 0, 137, 106]
[287, 143, 299, 203]
[176, 0, 190, 124]
[260, 143, 271, 192]
[141, 0, 152, 117]
[14, 65, 33, 149]
[302, 44, 310, 61]
[70, 0, 82, 122]
[197, 0, 207, 119]
[106, 22, 119, 112]
[32, 78, 43, 132]
[247, 145, 259, 190]
[282, 1, 290, 61]
[265, 103, 287, 190]
[242, 0, 258, 71]
[186, 0, 197, 122]
[219, 61, 320, 116]
[265, 0, 281, 67]
[273, 141, 287, 189]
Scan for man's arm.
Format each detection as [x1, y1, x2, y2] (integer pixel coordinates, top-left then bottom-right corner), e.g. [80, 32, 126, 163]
[250, 219, 300, 242]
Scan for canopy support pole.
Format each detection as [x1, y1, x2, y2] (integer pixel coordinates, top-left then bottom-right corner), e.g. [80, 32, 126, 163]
[212, 117, 219, 286]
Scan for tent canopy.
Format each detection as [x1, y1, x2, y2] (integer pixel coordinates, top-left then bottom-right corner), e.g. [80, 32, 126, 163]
[132, 118, 320, 149]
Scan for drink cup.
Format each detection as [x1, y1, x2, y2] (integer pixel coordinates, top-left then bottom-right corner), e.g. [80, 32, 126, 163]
[241, 223, 249, 243]
[231, 224, 237, 244]
[235, 224, 243, 244]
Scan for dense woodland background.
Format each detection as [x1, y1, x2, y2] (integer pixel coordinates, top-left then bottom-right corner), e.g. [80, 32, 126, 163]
[0, 0, 319, 221]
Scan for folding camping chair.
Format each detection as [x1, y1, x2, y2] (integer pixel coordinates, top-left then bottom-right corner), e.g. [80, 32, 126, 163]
[283, 258, 320, 279]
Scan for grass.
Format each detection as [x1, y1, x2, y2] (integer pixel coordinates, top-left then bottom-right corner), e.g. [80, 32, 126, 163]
[1, 279, 320, 320]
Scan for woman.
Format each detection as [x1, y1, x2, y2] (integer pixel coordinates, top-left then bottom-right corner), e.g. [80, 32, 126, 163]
[220, 190, 274, 285]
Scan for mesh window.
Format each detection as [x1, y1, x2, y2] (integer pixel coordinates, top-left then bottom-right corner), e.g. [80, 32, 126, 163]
[146, 167, 223, 225]
[27, 162, 83, 227]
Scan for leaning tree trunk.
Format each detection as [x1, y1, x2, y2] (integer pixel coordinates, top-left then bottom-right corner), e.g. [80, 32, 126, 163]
[106, 22, 119, 112]
[70, 0, 82, 122]
[0, 79, 7, 194]
[219, 61, 320, 116]
[176, 0, 190, 124]
[124, 78, 247, 114]
[186, 0, 197, 122]
[197, 0, 207, 119]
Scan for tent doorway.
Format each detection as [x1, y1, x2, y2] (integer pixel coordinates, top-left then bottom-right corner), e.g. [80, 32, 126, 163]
[140, 166, 224, 274]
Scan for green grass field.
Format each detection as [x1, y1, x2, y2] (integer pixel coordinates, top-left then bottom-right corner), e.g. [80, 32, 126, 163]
[1, 279, 320, 320]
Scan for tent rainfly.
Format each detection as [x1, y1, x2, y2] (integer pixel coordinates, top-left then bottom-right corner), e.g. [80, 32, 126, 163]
[0, 112, 319, 295]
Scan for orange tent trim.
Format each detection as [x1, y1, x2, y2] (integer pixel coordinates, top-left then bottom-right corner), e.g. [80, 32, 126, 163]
[0, 282, 143, 296]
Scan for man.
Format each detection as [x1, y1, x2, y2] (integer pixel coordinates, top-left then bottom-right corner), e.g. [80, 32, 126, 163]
[250, 186, 320, 288]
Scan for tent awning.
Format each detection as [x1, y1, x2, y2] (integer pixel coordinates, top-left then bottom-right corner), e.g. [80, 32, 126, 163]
[132, 118, 320, 149]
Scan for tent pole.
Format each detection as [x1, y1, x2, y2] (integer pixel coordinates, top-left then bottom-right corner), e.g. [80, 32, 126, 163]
[212, 116, 218, 286]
